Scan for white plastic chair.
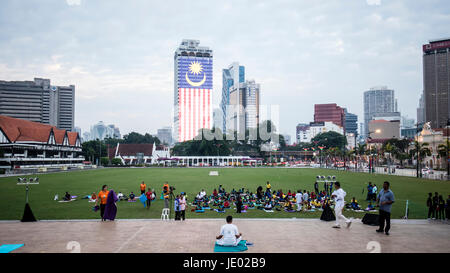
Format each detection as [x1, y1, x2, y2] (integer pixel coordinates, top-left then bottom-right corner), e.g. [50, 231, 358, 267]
[161, 208, 170, 221]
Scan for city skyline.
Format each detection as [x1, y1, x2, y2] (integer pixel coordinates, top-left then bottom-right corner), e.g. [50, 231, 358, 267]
[0, 1, 449, 140]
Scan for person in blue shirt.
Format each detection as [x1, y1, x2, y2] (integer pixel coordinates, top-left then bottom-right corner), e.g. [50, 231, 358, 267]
[366, 182, 373, 201]
[376, 181, 395, 235]
[174, 195, 181, 220]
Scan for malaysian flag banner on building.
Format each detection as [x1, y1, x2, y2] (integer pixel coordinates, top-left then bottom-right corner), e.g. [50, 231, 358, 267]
[178, 56, 213, 142]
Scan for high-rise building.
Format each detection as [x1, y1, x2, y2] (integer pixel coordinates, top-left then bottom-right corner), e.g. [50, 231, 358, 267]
[212, 108, 223, 131]
[228, 80, 260, 135]
[423, 38, 450, 129]
[83, 132, 91, 142]
[221, 62, 245, 133]
[314, 103, 345, 129]
[417, 92, 425, 125]
[344, 108, 358, 135]
[157, 126, 173, 145]
[363, 86, 398, 138]
[0, 78, 75, 131]
[90, 121, 120, 141]
[173, 39, 213, 142]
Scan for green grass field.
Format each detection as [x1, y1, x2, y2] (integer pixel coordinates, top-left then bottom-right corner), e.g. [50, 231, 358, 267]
[0, 167, 448, 220]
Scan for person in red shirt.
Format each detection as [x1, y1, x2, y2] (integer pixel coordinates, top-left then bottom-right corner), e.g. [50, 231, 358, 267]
[95, 185, 109, 221]
[145, 188, 153, 209]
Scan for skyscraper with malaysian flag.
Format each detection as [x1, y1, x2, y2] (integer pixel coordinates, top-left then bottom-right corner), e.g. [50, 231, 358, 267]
[173, 39, 213, 143]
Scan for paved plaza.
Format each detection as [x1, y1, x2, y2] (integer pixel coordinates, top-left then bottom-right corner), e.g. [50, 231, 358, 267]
[0, 218, 449, 253]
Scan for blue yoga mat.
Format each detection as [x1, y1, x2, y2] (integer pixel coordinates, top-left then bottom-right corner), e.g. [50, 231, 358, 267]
[214, 240, 248, 252]
[0, 244, 24, 253]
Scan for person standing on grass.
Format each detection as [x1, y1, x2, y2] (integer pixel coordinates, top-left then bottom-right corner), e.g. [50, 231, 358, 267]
[432, 192, 439, 220]
[427, 192, 434, 219]
[446, 195, 450, 221]
[295, 190, 303, 212]
[302, 190, 308, 210]
[145, 188, 152, 209]
[179, 192, 186, 221]
[140, 181, 147, 195]
[376, 181, 395, 236]
[96, 185, 109, 221]
[372, 184, 378, 201]
[437, 195, 445, 221]
[366, 182, 373, 201]
[314, 181, 319, 195]
[331, 182, 352, 228]
[236, 196, 243, 213]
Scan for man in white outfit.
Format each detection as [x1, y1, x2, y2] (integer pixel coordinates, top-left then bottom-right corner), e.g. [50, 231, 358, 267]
[216, 216, 243, 246]
[295, 190, 303, 211]
[331, 181, 353, 228]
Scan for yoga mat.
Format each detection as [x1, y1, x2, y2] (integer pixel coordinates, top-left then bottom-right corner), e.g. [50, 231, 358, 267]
[0, 244, 24, 253]
[214, 240, 248, 253]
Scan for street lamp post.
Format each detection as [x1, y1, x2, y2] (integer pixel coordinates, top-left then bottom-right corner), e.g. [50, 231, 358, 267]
[367, 129, 381, 173]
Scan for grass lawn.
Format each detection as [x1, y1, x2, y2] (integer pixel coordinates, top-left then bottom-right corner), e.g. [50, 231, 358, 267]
[0, 167, 448, 220]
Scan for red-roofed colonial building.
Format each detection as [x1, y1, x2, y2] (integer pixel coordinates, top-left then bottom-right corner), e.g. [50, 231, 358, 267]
[0, 115, 83, 172]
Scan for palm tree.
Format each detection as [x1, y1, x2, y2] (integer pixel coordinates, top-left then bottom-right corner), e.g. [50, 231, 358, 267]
[437, 140, 449, 170]
[355, 143, 366, 171]
[409, 141, 432, 173]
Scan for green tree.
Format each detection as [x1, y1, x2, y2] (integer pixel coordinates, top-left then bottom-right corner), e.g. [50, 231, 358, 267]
[409, 141, 432, 170]
[122, 132, 161, 145]
[81, 140, 107, 164]
[311, 131, 347, 149]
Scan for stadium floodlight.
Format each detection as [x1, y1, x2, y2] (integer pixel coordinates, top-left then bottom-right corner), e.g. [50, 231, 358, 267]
[35, 177, 39, 183]
[332, 176, 336, 182]
[29, 178, 34, 183]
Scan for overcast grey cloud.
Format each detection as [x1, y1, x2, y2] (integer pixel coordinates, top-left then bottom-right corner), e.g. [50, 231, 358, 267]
[0, 0, 449, 139]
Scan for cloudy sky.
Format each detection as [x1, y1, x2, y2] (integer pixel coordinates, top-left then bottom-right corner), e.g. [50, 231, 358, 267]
[0, 0, 449, 140]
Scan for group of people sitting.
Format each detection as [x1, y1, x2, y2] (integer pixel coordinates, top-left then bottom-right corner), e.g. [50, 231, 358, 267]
[344, 197, 376, 212]
[190, 182, 344, 214]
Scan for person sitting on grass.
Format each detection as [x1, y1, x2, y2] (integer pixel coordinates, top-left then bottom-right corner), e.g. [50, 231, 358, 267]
[223, 200, 230, 208]
[264, 200, 273, 211]
[128, 192, 136, 202]
[350, 197, 362, 210]
[217, 202, 225, 212]
[63, 192, 72, 201]
[284, 199, 294, 211]
[216, 216, 243, 247]
[196, 192, 202, 201]
[89, 192, 97, 202]
[116, 192, 124, 201]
